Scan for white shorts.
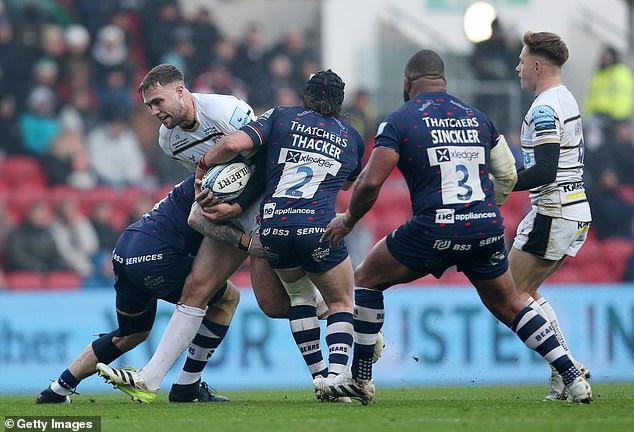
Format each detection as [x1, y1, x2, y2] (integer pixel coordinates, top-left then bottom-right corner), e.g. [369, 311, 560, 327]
[512, 208, 590, 261]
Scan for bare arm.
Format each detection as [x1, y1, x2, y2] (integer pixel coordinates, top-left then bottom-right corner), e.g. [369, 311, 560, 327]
[188, 202, 250, 250]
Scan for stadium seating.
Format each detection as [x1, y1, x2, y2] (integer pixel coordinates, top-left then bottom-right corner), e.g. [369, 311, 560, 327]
[46, 270, 83, 290]
[6, 271, 47, 291]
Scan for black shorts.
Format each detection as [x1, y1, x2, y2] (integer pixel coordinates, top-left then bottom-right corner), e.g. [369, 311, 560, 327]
[260, 225, 348, 273]
[385, 216, 509, 280]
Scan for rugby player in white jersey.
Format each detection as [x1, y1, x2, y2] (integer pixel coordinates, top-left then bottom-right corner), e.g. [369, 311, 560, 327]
[97, 64, 329, 401]
[512, 32, 592, 400]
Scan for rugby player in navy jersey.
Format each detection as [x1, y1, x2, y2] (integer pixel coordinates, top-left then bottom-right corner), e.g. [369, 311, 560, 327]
[316, 49, 592, 404]
[96, 64, 332, 402]
[37, 176, 237, 404]
[196, 70, 366, 400]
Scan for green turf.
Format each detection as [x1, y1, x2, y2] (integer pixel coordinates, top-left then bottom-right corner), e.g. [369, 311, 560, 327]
[3, 384, 633, 432]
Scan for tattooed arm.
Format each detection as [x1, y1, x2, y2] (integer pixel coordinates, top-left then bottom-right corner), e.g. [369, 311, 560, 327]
[188, 202, 250, 251]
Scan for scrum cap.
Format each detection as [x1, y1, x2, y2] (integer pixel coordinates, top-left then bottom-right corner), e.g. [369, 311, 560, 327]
[304, 69, 345, 107]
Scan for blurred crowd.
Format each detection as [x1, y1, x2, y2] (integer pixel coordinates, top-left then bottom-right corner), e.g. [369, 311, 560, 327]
[0, 1, 631, 289]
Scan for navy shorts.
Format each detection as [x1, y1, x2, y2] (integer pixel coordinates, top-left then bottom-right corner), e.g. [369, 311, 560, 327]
[385, 217, 509, 280]
[260, 225, 348, 273]
[112, 230, 223, 335]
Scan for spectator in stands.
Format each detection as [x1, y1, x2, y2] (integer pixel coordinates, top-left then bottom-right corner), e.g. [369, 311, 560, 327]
[584, 46, 634, 139]
[50, 196, 99, 279]
[46, 130, 96, 189]
[6, 201, 66, 274]
[588, 168, 634, 241]
[263, 53, 296, 104]
[18, 85, 61, 157]
[91, 24, 135, 113]
[90, 201, 121, 252]
[141, 0, 183, 68]
[0, 16, 34, 110]
[469, 18, 520, 133]
[0, 93, 23, 155]
[189, 6, 222, 59]
[609, 121, 634, 187]
[38, 23, 66, 66]
[58, 83, 100, 134]
[192, 62, 248, 102]
[86, 104, 148, 188]
[95, 65, 134, 116]
[58, 24, 92, 104]
[84, 201, 119, 288]
[234, 22, 270, 110]
[270, 28, 315, 91]
[126, 193, 156, 227]
[161, 25, 197, 78]
[213, 38, 240, 76]
[346, 89, 379, 149]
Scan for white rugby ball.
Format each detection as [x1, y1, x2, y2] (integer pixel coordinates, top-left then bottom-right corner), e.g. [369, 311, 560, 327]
[201, 161, 252, 202]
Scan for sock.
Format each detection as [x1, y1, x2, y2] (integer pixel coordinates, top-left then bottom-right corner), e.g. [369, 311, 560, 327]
[511, 306, 580, 385]
[141, 303, 206, 391]
[325, 312, 353, 377]
[289, 304, 327, 378]
[50, 369, 79, 396]
[536, 296, 571, 353]
[175, 318, 229, 386]
[351, 288, 384, 381]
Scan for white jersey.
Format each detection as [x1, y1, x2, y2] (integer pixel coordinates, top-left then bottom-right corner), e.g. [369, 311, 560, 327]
[158, 93, 256, 173]
[158, 93, 260, 232]
[520, 85, 591, 222]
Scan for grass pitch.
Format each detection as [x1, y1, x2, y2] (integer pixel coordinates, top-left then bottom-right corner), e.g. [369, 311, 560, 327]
[3, 384, 633, 432]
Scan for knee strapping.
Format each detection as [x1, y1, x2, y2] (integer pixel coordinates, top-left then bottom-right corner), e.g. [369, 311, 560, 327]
[92, 330, 124, 364]
[282, 276, 317, 306]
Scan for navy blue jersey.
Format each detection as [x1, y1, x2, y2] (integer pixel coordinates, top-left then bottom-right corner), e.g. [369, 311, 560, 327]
[375, 92, 503, 237]
[241, 106, 365, 228]
[127, 175, 203, 255]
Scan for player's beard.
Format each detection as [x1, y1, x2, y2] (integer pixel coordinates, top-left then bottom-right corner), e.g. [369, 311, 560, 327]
[403, 87, 410, 102]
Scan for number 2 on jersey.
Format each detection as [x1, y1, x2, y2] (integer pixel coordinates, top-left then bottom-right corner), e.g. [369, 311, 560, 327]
[273, 149, 341, 199]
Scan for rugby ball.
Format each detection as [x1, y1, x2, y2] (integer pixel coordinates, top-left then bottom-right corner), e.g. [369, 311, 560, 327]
[201, 161, 252, 202]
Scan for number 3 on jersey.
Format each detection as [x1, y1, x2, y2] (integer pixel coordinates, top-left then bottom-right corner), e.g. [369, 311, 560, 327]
[273, 148, 341, 199]
[427, 146, 485, 205]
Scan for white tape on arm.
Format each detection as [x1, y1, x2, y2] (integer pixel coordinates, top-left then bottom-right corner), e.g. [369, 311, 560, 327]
[489, 135, 518, 205]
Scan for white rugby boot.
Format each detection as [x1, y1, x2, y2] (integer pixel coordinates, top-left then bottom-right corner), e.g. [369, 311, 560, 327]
[565, 375, 593, 404]
[96, 363, 157, 404]
[314, 368, 374, 405]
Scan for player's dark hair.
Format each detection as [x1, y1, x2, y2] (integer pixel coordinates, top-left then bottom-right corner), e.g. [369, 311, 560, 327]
[523, 31, 569, 66]
[303, 69, 345, 117]
[138, 64, 184, 93]
[404, 49, 445, 80]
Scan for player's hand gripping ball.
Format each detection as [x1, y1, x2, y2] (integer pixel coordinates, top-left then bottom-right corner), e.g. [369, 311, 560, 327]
[201, 161, 252, 202]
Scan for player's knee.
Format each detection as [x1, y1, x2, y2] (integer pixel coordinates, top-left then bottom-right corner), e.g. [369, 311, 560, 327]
[354, 268, 377, 290]
[256, 295, 290, 318]
[92, 329, 148, 364]
[214, 281, 241, 311]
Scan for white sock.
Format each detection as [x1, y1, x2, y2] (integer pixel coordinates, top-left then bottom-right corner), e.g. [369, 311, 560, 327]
[536, 296, 571, 354]
[140, 303, 206, 391]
